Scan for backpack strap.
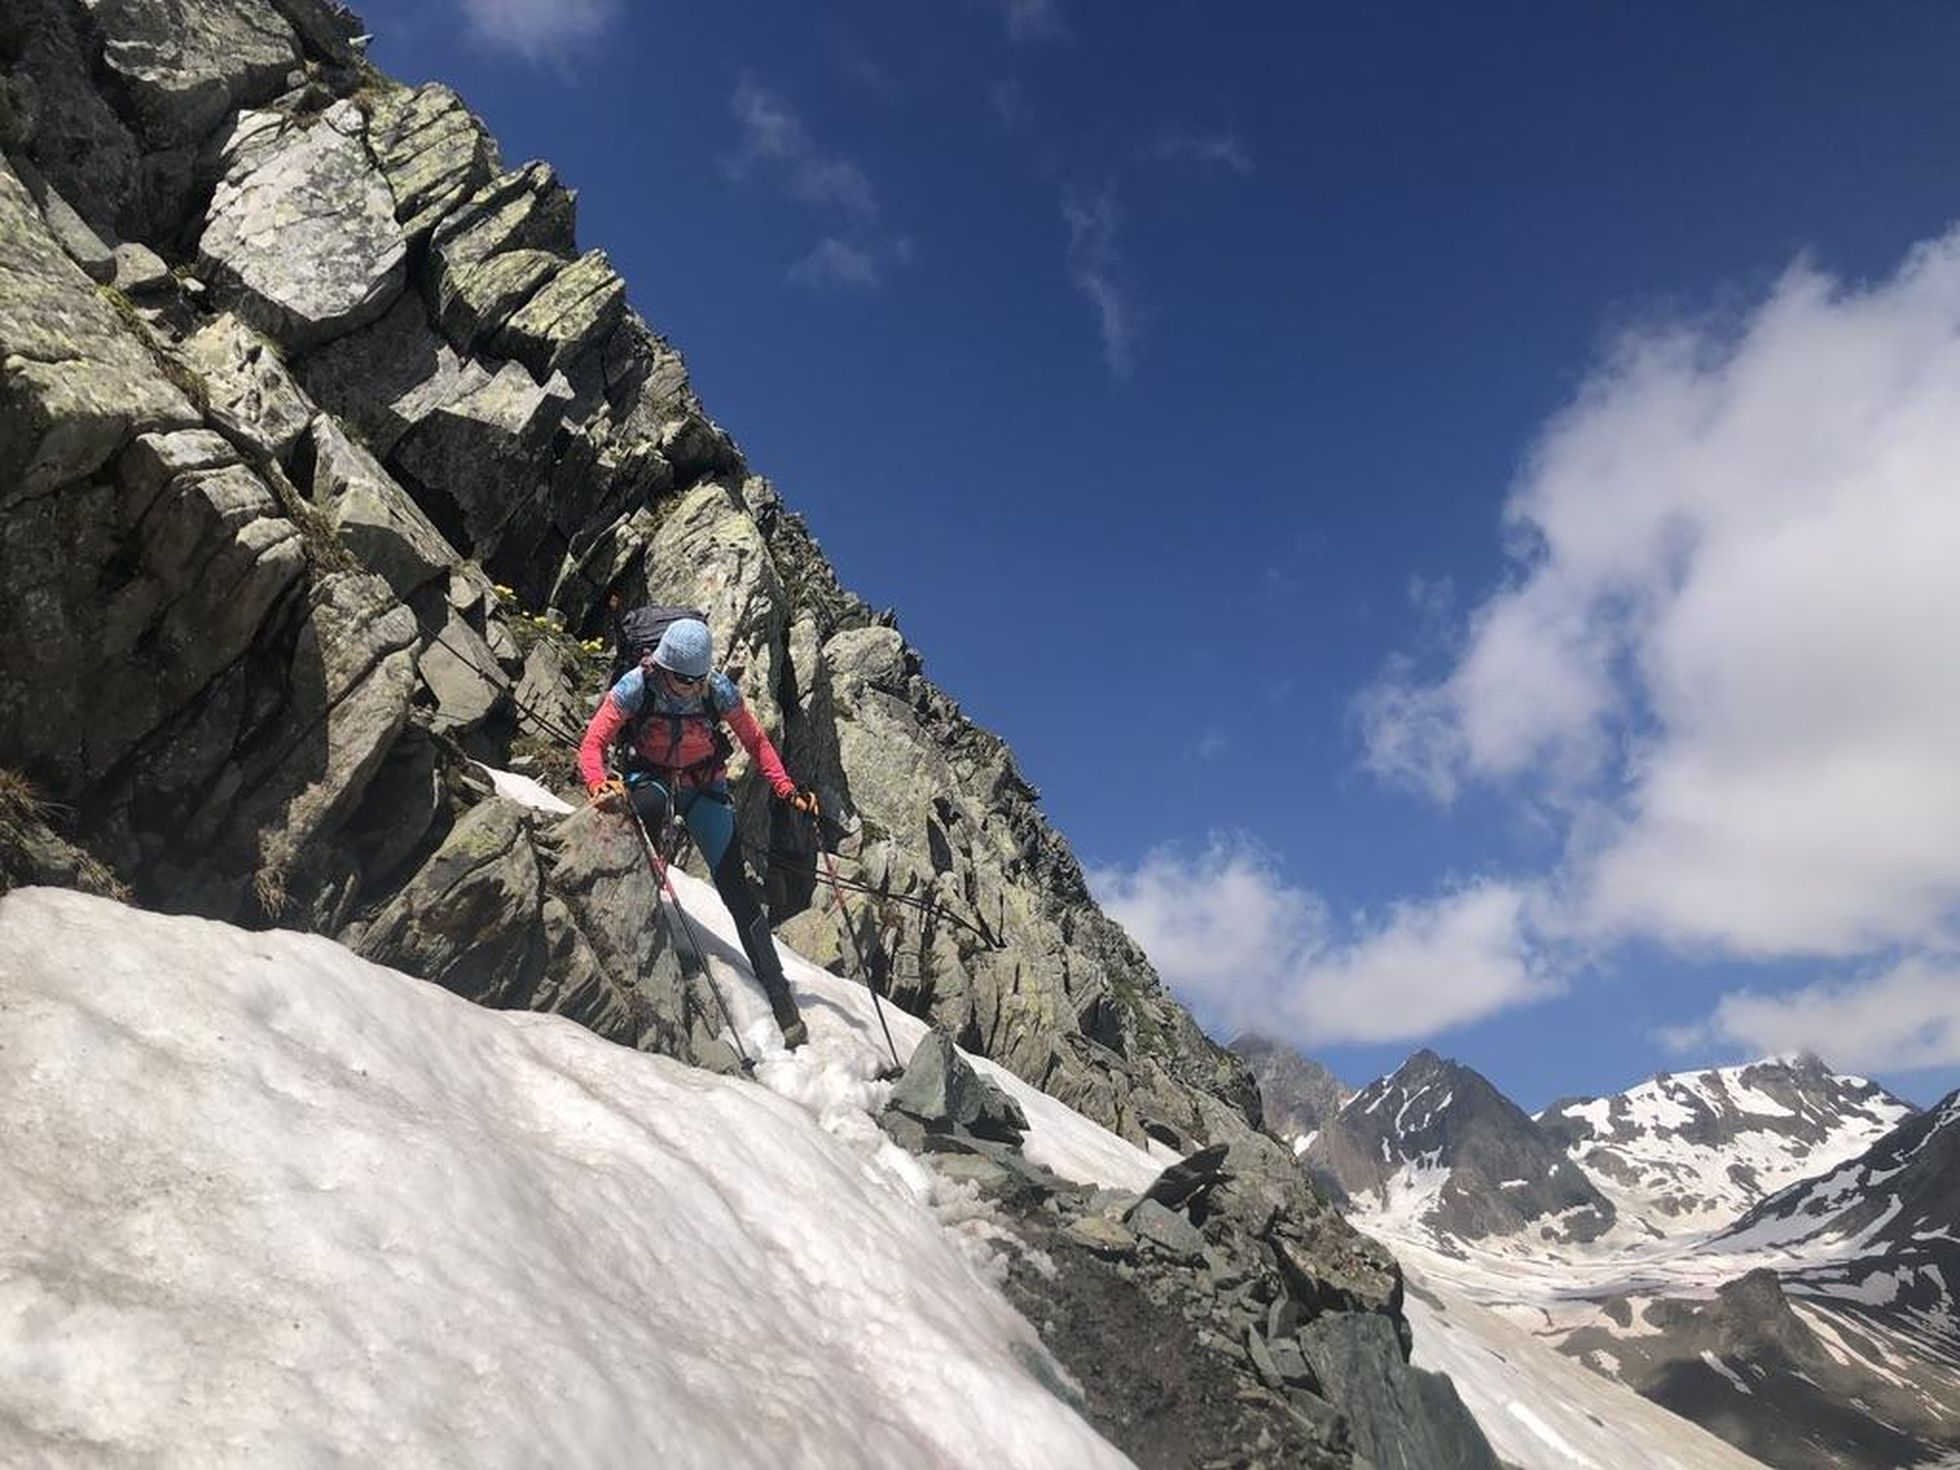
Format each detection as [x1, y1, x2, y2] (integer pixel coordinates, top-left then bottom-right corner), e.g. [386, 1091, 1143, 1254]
[622, 672, 736, 783]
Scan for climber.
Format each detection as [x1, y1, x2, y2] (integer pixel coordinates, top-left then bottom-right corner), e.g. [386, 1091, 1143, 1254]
[579, 616, 818, 1050]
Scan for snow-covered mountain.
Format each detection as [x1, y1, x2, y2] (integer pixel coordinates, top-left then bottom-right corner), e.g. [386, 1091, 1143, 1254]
[1304, 1049, 1616, 1244]
[1539, 1055, 1917, 1237]
[1310, 1041, 1960, 1470]
[1713, 1087, 1960, 1354]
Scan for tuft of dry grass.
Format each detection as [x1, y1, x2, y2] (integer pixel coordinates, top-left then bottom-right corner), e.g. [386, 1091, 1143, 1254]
[0, 768, 131, 902]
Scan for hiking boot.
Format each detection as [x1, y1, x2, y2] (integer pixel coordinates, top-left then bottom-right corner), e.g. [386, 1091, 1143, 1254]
[746, 915, 808, 1049]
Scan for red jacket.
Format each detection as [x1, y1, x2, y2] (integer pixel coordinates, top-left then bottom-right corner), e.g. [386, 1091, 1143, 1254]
[578, 668, 794, 794]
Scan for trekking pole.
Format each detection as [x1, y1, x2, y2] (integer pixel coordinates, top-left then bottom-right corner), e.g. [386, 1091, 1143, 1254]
[625, 794, 754, 1074]
[805, 808, 904, 1074]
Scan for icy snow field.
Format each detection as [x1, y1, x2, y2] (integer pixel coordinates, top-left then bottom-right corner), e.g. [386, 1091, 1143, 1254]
[0, 779, 1157, 1470]
[1399, 1272, 1765, 1470]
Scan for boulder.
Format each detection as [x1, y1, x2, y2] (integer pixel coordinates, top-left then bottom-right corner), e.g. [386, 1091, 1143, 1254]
[265, 0, 368, 70]
[389, 358, 572, 555]
[492, 248, 627, 381]
[427, 161, 577, 279]
[434, 247, 561, 353]
[1143, 1142, 1230, 1213]
[1295, 1312, 1499, 1470]
[1125, 1198, 1206, 1263]
[355, 798, 722, 1065]
[414, 597, 509, 736]
[888, 1029, 1030, 1143]
[293, 290, 463, 459]
[111, 242, 172, 294]
[83, 0, 298, 148]
[198, 100, 407, 352]
[0, 155, 198, 507]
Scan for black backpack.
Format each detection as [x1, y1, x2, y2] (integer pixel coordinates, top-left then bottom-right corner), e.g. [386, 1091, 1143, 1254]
[607, 603, 734, 778]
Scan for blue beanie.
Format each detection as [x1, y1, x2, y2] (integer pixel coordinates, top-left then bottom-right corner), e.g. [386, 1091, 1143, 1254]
[651, 618, 713, 678]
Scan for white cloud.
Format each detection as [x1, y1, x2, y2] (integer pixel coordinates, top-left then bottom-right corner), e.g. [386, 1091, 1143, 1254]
[1360, 231, 1960, 962]
[1670, 954, 1960, 1075]
[729, 79, 878, 224]
[1149, 129, 1254, 175]
[788, 238, 880, 290]
[728, 78, 904, 291]
[980, 0, 1066, 43]
[1062, 186, 1139, 378]
[1089, 839, 1548, 1047]
[457, 0, 618, 57]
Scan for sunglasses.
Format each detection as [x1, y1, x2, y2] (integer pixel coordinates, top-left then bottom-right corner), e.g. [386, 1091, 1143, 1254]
[661, 667, 707, 687]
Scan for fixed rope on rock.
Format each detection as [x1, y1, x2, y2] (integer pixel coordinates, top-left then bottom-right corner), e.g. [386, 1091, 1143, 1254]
[800, 800, 904, 1076]
[623, 790, 755, 1074]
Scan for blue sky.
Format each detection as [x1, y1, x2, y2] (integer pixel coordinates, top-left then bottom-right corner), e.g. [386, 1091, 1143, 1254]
[357, 1, 1960, 1111]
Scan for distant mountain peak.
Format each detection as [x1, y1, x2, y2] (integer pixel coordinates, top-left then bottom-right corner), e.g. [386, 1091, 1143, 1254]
[1225, 1032, 1350, 1144]
[1538, 1054, 1917, 1236]
[1308, 1048, 1616, 1245]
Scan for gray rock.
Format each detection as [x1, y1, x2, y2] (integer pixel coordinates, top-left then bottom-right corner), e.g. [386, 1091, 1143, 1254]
[932, 1155, 1015, 1192]
[366, 83, 498, 244]
[1296, 1312, 1499, 1470]
[513, 636, 594, 745]
[12, 157, 114, 282]
[1063, 1214, 1137, 1258]
[214, 571, 420, 915]
[0, 156, 198, 507]
[889, 1029, 1030, 1142]
[3, 0, 145, 233]
[119, 428, 240, 511]
[434, 247, 561, 352]
[427, 161, 577, 275]
[83, 0, 298, 148]
[356, 798, 718, 1063]
[198, 101, 407, 352]
[1126, 1198, 1206, 1263]
[415, 598, 508, 735]
[306, 415, 457, 598]
[111, 242, 172, 295]
[492, 248, 626, 381]
[168, 312, 316, 461]
[1143, 1142, 1230, 1212]
[389, 358, 571, 557]
[265, 0, 367, 68]
[293, 290, 460, 458]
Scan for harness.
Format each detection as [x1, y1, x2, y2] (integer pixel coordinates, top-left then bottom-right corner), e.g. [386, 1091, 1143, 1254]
[620, 670, 736, 786]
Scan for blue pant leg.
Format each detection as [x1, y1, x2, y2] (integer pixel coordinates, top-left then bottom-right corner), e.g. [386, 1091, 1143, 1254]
[677, 785, 737, 871]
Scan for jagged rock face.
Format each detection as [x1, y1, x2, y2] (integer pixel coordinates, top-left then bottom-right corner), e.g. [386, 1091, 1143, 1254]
[1539, 1054, 1918, 1234]
[5, 0, 1282, 1226]
[1231, 1031, 1352, 1143]
[0, 156, 198, 500]
[1309, 1049, 1616, 1243]
[0, 10, 1470, 1458]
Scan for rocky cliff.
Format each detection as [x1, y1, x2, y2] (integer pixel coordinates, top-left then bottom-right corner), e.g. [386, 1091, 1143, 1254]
[0, 2, 1494, 1460]
[0, 0, 1245, 1150]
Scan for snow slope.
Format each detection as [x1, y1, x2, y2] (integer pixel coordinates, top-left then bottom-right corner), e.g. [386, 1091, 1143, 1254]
[1400, 1267, 1766, 1470]
[0, 875, 1148, 1468]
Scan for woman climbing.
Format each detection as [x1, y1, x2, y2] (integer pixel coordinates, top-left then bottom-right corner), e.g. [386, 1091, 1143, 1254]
[579, 615, 818, 1049]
